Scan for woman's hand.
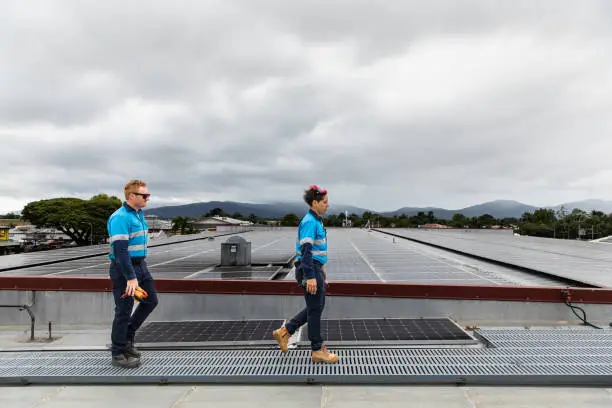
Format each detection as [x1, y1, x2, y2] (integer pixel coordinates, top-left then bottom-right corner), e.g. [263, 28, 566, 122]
[306, 278, 317, 294]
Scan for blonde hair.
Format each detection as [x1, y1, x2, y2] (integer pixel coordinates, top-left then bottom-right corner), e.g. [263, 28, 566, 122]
[124, 179, 147, 200]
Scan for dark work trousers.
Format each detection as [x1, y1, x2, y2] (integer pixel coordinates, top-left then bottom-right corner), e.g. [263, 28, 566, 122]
[110, 260, 159, 356]
[285, 262, 326, 351]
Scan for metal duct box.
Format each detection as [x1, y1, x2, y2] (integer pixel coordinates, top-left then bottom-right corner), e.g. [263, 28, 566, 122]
[220, 235, 251, 266]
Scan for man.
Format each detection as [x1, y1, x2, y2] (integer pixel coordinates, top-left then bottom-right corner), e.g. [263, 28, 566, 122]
[107, 180, 159, 368]
[273, 185, 339, 363]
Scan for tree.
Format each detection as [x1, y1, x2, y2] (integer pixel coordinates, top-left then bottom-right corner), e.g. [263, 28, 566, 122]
[451, 213, 467, 228]
[532, 208, 556, 225]
[477, 214, 497, 228]
[204, 207, 229, 217]
[500, 217, 518, 227]
[281, 213, 299, 227]
[324, 214, 342, 227]
[21, 195, 122, 245]
[426, 211, 435, 223]
[171, 216, 191, 234]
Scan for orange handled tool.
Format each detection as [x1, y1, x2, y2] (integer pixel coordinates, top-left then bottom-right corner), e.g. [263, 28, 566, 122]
[121, 286, 149, 301]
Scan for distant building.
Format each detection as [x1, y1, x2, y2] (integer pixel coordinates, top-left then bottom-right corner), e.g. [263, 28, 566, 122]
[144, 215, 173, 233]
[421, 223, 453, 229]
[193, 216, 253, 231]
[9, 225, 71, 245]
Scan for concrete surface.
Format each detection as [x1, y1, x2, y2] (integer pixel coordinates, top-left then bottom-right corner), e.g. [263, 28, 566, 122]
[1, 385, 612, 407]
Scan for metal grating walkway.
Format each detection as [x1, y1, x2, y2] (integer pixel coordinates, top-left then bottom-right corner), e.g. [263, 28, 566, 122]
[3, 328, 612, 385]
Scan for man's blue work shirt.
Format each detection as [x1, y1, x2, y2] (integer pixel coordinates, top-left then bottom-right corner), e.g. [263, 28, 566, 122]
[107, 202, 149, 280]
[296, 209, 327, 279]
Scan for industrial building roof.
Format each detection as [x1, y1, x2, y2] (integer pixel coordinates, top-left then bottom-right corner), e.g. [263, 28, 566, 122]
[2, 227, 612, 406]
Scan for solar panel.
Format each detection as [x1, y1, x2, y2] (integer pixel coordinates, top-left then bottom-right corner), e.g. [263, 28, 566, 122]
[0, 230, 297, 279]
[0, 230, 227, 271]
[135, 319, 283, 346]
[323, 229, 563, 286]
[134, 318, 477, 347]
[0, 228, 570, 287]
[300, 318, 477, 345]
[378, 228, 612, 287]
[194, 271, 278, 280]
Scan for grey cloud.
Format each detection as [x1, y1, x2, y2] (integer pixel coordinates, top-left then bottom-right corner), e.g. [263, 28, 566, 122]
[2, 0, 612, 213]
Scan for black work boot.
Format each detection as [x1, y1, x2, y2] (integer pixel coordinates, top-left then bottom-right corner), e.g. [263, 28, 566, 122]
[124, 339, 142, 359]
[111, 354, 141, 369]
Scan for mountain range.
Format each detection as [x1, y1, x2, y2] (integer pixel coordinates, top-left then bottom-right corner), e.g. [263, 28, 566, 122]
[145, 199, 612, 220]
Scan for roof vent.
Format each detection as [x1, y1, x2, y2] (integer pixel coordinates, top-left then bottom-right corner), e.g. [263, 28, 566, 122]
[221, 235, 251, 266]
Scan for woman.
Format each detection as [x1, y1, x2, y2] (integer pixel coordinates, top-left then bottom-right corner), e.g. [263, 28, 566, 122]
[273, 184, 339, 363]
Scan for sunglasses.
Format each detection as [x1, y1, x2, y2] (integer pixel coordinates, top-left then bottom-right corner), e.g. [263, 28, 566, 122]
[132, 192, 151, 199]
[309, 184, 327, 195]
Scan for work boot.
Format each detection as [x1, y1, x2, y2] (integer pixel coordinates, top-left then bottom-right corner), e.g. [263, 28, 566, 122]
[111, 354, 141, 369]
[311, 345, 339, 364]
[124, 345, 142, 359]
[124, 339, 142, 359]
[272, 325, 291, 353]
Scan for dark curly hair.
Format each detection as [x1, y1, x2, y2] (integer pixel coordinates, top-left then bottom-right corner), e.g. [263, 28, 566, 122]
[303, 184, 327, 206]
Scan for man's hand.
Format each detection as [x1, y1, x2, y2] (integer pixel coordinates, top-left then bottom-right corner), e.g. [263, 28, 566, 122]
[125, 278, 139, 297]
[306, 278, 317, 295]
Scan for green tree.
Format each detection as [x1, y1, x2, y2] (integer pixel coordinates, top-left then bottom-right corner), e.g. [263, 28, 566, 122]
[324, 214, 341, 227]
[451, 213, 468, 228]
[532, 208, 556, 224]
[500, 217, 518, 227]
[349, 213, 365, 228]
[204, 207, 229, 217]
[426, 211, 435, 223]
[171, 216, 192, 234]
[281, 213, 300, 226]
[21, 195, 122, 245]
[477, 214, 497, 228]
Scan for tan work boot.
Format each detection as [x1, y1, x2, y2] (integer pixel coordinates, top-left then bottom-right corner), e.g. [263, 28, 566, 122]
[272, 325, 291, 353]
[311, 345, 339, 363]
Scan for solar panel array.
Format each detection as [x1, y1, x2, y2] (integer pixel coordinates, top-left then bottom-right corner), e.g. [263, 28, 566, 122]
[323, 229, 564, 286]
[136, 319, 283, 344]
[135, 318, 475, 346]
[0, 230, 296, 280]
[0, 227, 585, 286]
[377, 228, 612, 288]
[301, 318, 475, 345]
[0, 230, 230, 271]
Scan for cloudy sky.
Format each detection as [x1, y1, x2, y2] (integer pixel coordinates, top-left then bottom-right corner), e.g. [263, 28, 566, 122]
[2, 0, 612, 213]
